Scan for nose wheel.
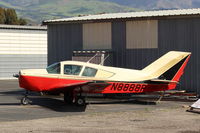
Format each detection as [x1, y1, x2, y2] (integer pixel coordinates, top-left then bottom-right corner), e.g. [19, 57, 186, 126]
[21, 90, 31, 105]
[21, 96, 30, 105]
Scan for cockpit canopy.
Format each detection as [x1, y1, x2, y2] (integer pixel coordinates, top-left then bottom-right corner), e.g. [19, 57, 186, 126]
[46, 61, 114, 78]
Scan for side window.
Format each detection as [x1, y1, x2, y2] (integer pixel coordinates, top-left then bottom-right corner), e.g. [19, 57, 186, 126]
[64, 65, 82, 75]
[82, 67, 97, 77]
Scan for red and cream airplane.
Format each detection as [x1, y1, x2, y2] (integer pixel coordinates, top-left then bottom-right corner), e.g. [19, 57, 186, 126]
[16, 51, 191, 106]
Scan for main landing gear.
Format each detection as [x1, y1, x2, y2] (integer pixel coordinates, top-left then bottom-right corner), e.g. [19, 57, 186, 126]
[64, 91, 74, 104]
[64, 89, 86, 106]
[75, 96, 86, 106]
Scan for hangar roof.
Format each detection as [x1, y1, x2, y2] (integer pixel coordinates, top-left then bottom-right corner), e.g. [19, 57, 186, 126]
[0, 24, 47, 31]
[44, 8, 200, 24]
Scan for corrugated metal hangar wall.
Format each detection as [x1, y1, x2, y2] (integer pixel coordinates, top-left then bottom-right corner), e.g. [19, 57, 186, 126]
[0, 25, 47, 79]
[46, 11, 200, 95]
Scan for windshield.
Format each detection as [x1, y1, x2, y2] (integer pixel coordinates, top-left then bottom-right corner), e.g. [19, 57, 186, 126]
[46, 62, 60, 74]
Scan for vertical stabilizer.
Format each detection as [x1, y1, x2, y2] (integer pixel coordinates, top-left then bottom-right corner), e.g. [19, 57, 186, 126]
[142, 51, 191, 81]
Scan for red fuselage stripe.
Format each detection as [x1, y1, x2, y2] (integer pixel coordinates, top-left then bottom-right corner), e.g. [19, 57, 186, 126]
[19, 75, 176, 94]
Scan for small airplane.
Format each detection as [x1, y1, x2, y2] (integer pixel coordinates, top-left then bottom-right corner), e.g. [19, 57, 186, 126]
[15, 51, 191, 106]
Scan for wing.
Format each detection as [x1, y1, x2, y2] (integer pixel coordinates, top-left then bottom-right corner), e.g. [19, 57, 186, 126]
[50, 80, 111, 93]
[59, 81, 93, 88]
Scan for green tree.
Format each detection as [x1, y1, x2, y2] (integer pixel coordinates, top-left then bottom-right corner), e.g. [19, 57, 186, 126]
[0, 7, 6, 24]
[18, 18, 27, 25]
[0, 7, 27, 25]
[5, 8, 19, 25]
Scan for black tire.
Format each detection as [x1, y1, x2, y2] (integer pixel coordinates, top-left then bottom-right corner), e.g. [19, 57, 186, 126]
[21, 97, 29, 105]
[64, 92, 74, 104]
[75, 96, 86, 106]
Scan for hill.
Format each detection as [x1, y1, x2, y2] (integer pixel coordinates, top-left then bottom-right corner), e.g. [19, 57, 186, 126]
[0, 0, 139, 24]
[0, 0, 200, 24]
[99, 0, 200, 9]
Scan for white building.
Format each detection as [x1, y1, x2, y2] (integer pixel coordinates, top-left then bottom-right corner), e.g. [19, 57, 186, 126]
[0, 25, 47, 79]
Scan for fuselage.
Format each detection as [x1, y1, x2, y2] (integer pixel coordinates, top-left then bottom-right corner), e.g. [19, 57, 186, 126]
[18, 60, 177, 93]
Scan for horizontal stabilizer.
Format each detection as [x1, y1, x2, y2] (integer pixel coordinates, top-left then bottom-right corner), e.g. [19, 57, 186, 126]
[149, 79, 179, 84]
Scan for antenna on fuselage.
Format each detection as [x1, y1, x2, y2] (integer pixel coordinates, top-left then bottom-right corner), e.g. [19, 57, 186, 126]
[87, 52, 99, 63]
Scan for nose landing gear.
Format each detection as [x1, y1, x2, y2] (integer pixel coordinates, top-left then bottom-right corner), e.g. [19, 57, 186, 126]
[21, 91, 31, 105]
[21, 96, 30, 105]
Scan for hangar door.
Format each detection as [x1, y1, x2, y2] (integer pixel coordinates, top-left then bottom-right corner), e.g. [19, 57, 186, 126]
[0, 28, 47, 79]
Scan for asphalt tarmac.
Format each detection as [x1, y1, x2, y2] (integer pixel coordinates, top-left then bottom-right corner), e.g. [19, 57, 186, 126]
[0, 80, 194, 122]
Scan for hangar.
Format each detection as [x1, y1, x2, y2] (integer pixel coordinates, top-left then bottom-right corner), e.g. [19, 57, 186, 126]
[43, 8, 200, 95]
[0, 25, 47, 79]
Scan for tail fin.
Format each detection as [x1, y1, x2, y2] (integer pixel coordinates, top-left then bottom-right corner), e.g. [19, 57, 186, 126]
[142, 51, 191, 82]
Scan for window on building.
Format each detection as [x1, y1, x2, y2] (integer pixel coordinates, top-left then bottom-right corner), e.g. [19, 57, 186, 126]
[64, 65, 82, 75]
[46, 62, 60, 74]
[83, 22, 111, 49]
[126, 20, 158, 49]
[82, 67, 97, 77]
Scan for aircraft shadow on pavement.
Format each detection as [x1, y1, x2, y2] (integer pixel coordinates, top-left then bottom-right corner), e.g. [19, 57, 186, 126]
[87, 99, 157, 105]
[0, 103, 21, 106]
[0, 90, 24, 96]
[0, 89, 155, 112]
[29, 98, 87, 112]
[0, 90, 23, 106]
[0, 90, 86, 112]
[28, 98, 156, 112]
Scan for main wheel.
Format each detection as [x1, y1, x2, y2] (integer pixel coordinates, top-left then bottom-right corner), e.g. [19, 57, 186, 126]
[75, 96, 86, 106]
[21, 97, 29, 105]
[64, 92, 74, 104]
